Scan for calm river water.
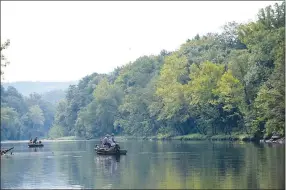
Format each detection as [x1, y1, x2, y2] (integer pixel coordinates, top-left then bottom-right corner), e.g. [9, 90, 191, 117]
[1, 139, 285, 189]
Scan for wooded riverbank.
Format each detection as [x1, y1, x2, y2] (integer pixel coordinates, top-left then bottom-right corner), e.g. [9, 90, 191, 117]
[1, 3, 285, 143]
[116, 134, 285, 144]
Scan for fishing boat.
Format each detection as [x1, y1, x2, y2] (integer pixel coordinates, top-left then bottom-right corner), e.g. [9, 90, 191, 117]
[95, 144, 127, 155]
[28, 143, 44, 148]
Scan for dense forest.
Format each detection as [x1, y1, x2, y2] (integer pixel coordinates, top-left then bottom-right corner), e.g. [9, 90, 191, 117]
[1, 87, 56, 140]
[1, 3, 285, 140]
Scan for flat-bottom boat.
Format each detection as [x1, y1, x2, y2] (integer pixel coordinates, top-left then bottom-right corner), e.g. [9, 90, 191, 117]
[28, 143, 44, 148]
[95, 145, 127, 155]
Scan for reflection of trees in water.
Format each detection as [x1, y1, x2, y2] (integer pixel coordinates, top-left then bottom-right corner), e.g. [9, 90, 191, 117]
[52, 142, 123, 188]
[50, 141, 87, 152]
[28, 146, 44, 153]
[1, 155, 30, 188]
[111, 140, 284, 189]
[92, 155, 127, 188]
[51, 142, 82, 187]
[166, 142, 285, 189]
[50, 141, 93, 188]
[211, 143, 245, 176]
[56, 156, 84, 187]
[94, 155, 119, 177]
[1, 147, 52, 188]
[1, 141, 284, 189]
[135, 141, 284, 189]
[157, 142, 246, 179]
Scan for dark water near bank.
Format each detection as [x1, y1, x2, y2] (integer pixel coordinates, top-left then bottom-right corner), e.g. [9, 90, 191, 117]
[1, 139, 285, 189]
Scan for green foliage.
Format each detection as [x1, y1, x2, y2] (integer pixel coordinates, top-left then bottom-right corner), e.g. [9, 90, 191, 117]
[28, 105, 45, 126]
[184, 62, 225, 135]
[50, 73, 107, 138]
[0, 3, 283, 141]
[1, 39, 10, 78]
[93, 78, 122, 134]
[1, 85, 56, 140]
[213, 71, 244, 112]
[237, 2, 285, 138]
[187, 61, 224, 105]
[172, 133, 208, 140]
[112, 55, 165, 136]
[156, 52, 189, 122]
[1, 107, 21, 140]
[37, 2, 285, 139]
[48, 124, 65, 139]
[41, 89, 66, 105]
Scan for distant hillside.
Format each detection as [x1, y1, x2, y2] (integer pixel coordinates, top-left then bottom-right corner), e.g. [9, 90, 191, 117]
[42, 89, 67, 105]
[2, 81, 78, 96]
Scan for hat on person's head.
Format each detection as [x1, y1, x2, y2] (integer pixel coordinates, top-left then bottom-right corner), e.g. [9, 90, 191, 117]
[111, 133, 114, 136]
[106, 134, 110, 137]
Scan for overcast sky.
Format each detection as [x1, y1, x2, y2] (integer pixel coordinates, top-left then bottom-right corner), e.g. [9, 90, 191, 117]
[1, 1, 278, 82]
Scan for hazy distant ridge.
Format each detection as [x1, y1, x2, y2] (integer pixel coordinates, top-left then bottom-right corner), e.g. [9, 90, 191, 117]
[2, 81, 78, 96]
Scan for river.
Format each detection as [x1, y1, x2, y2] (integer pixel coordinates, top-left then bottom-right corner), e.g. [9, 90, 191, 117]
[1, 139, 285, 189]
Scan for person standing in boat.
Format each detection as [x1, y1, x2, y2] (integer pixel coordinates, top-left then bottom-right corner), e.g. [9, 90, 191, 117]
[108, 133, 117, 147]
[33, 137, 38, 144]
[108, 134, 116, 147]
[111, 133, 116, 143]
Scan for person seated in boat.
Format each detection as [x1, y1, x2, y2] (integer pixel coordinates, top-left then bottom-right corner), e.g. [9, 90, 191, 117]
[102, 134, 111, 148]
[39, 140, 42, 144]
[108, 136, 116, 147]
[111, 133, 116, 143]
[33, 137, 38, 144]
[29, 138, 33, 143]
[109, 133, 116, 147]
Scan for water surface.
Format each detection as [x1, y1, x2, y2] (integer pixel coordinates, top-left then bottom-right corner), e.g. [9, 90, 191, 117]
[1, 139, 285, 189]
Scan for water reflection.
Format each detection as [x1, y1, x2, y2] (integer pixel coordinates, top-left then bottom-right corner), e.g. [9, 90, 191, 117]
[94, 155, 120, 178]
[1, 140, 284, 189]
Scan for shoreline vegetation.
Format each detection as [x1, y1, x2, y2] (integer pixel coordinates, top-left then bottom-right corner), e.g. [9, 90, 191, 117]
[118, 134, 285, 144]
[44, 136, 84, 141]
[43, 134, 285, 144]
[2, 134, 284, 144]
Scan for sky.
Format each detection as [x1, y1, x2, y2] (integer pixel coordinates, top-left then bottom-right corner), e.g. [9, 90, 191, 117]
[1, 1, 278, 82]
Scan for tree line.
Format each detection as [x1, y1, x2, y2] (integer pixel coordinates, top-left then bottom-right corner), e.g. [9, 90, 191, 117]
[1, 87, 55, 140]
[1, 3, 285, 140]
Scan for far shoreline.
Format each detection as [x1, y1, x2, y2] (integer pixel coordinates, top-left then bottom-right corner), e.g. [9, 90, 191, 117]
[1, 134, 284, 144]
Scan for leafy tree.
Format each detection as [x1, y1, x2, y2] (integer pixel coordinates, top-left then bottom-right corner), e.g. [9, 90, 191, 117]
[28, 105, 45, 128]
[1, 39, 10, 78]
[237, 2, 285, 137]
[48, 124, 65, 139]
[213, 71, 245, 134]
[1, 107, 21, 140]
